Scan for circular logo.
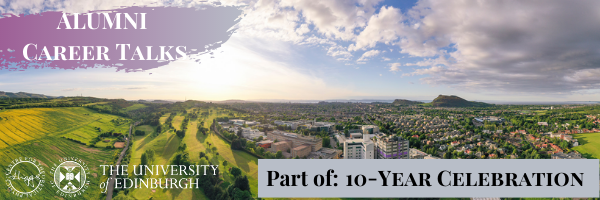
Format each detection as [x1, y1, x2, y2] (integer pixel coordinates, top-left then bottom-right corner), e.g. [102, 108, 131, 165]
[52, 157, 90, 197]
[4, 157, 45, 197]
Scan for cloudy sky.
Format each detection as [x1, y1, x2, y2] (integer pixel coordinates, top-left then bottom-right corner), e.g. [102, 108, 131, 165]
[2, 0, 600, 102]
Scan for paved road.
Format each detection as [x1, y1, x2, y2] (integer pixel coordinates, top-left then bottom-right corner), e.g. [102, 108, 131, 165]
[106, 121, 138, 200]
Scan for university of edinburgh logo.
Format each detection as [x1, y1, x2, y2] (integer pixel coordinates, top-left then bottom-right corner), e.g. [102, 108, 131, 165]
[52, 157, 90, 198]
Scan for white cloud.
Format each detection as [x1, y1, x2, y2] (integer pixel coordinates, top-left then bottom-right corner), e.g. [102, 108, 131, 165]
[389, 63, 402, 72]
[7, 0, 600, 96]
[222, 0, 385, 61]
[404, 54, 452, 67]
[349, 6, 407, 51]
[369, 0, 600, 94]
[327, 44, 353, 61]
[296, 23, 310, 35]
[357, 50, 380, 62]
[278, 0, 381, 41]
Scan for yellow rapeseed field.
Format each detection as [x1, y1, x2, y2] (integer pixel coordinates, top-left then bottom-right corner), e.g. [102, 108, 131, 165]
[0, 108, 94, 149]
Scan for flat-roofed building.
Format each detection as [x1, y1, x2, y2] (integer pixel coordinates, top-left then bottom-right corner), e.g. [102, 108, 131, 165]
[350, 132, 362, 139]
[229, 119, 245, 126]
[241, 127, 265, 140]
[374, 135, 409, 159]
[552, 151, 585, 159]
[343, 134, 374, 159]
[271, 140, 292, 153]
[308, 122, 336, 133]
[409, 148, 428, 159]
[274, 120, 301, 130]
[361, 125, 379, 135]
[292, 144, 312, 158]
[334, 134, 347, 144]
[267, 130, 323, 152]
[474, 116, 504, 123]
[309, 147, 343, 159]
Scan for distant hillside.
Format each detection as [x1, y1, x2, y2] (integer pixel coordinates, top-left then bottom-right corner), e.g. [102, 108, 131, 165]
[392, 99, 423, 105]
[0, 91, 56, 98]
[431, 95, 492, 107]
[214, 99, 249, 104]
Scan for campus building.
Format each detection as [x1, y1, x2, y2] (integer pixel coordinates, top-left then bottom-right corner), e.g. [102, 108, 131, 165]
[256, 140, 273, 149]
[240, 127, 265, 140]
[361, 125, 379, 135]
[473, 116, 504, 123]
[307, 122, 336, 133]
[229, 119, 246, 126]
[291, 144, 312, 158]
[343, 134, 374, 159]
[308, 147, 343, 159]
[266, 130, 323, 152]
[374, 135, 409, 159]
[274, 120, 300, 130]
[409, 148, 428, 159]
[271, 140, 292, 153]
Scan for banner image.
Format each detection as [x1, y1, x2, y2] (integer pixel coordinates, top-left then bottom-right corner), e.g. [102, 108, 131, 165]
[1, 0, 599, 199]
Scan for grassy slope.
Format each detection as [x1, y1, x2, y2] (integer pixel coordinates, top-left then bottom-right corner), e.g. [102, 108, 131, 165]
[0, 107, 92, 148]
[172, 114, 185, 131]
[159, 113, 171, 124]
[123, 103, 147, 112]
[0, 107, 129, 146]
[0, 108, 121, 200]
[183, 117, 205, 163]
[129, 113, 207, 200]
[572, 132, 600, 160]
[200, 108, 262, 195]
[64, 112, 130, 145]
[95, 138, 116, 148]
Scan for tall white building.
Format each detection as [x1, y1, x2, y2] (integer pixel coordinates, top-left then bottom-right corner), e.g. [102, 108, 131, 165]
[343, 133, 374, 159]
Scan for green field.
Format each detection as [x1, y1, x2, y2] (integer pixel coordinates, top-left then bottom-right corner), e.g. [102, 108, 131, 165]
[128, 111, 207, 199]
[62, 112, 130, 145]
[124, 103, 147, 112]
[573, 132, 600, 160]
[126, 107, 262, 199]
[533, 110, 547, 115]
[0, 107, 130, 146]
[172, 114, 185, 131]
[129, 129, 200, 199]
[159, 112, 171, 124]
[0, 107, 95, 148]
[94, 137, 116, 147]
[135, 125, 156, 135]
[0, 107, 123, 199]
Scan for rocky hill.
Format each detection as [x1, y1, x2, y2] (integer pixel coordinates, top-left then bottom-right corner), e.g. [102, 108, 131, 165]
[431, 95, 491, 107]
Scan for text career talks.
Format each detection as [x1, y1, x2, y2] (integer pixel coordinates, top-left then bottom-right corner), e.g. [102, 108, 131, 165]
[23, 12, 188, 61]
[267, 169, 585, 188]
